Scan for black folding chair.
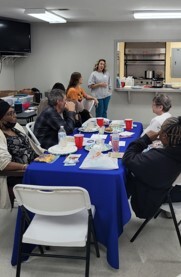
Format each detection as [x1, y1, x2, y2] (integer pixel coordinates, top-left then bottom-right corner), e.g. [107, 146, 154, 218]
[130, 185, 181, 246]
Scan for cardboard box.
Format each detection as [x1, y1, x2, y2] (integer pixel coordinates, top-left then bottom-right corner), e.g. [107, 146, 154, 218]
[1, 94, 34, 105]
[12, 95, 34, 105]
[0, 90, 18, 98]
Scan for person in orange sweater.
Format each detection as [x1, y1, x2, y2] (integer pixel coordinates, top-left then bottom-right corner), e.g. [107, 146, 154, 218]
[66, 72, 98, 123]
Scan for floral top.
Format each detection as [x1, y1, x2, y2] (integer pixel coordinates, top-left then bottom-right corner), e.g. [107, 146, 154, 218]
[4, 128, 37, 164]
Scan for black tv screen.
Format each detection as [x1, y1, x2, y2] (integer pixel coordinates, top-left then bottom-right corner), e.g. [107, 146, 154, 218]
[0, 18, 31, 54]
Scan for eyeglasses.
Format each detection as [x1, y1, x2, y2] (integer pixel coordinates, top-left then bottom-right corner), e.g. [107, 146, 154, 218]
[5, 111, 16, 117]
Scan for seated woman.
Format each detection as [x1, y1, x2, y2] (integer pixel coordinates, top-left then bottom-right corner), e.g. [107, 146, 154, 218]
[0, 100, 44, 208]
[142, 93, 172, 135]
[66, 72, 98, 123]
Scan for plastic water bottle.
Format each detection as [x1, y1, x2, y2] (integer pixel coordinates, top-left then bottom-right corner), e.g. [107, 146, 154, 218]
[111, 131, 119, 152]
[58, 126, 67, 147]
[14, 98, 22, 113]
[125, 76, 134, 87]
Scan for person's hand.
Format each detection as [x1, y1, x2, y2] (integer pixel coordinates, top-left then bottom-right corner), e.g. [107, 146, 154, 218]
[65, 101, 76, 112]
[94, 98, 99, 106]
[100, 82, 107, 87]
[146, 130, 159, 142]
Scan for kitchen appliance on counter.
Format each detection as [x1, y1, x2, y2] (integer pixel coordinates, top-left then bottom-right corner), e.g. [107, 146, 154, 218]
[145, 70, 155, 79]
[134, 78, 153, 86]
[152, 78, 163, 88]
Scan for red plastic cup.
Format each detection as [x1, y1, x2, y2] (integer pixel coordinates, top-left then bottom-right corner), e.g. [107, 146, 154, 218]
[22, 102, 30, 110]
[125, 119, 133, 130]
[74, 134, 84, 149]
[121, 81, 125, 88]
[96, 117, 104, 127]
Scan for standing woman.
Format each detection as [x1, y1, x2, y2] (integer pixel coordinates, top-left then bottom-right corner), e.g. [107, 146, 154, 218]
[88, 59, 112, 118]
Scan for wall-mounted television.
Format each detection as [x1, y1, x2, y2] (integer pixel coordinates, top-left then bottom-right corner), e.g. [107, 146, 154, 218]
[0, 18, 31, 54]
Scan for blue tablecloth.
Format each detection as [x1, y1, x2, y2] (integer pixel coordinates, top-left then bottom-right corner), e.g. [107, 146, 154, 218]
[11, 122, 143, 269]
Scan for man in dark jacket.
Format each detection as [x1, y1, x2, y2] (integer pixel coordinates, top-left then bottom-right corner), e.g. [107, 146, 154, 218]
[34, 89, 76, 149]
[122, 116, 181, 219]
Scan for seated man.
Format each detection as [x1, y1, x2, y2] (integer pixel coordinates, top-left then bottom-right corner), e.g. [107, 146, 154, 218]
[122, 116, 181, 219]
[34, 89, 76, 149]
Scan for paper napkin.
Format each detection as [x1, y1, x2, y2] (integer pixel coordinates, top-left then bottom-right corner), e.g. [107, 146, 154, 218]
[79, 152, 118, 170]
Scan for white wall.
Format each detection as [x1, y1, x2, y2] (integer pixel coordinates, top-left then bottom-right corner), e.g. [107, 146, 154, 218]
[0, 60, 15, 90]
[7, 21, 181, 124]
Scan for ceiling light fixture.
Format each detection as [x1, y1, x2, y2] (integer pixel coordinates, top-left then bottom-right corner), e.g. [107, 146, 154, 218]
[134, 11, 181, 19]
[24, 9, 67, 23]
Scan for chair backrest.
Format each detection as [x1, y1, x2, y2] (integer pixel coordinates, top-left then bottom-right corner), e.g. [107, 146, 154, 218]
[13, 184, 91, 216]
[37, 97, 48, 116]
[83, 99, 94, 112]
[26, 122, 40, 146]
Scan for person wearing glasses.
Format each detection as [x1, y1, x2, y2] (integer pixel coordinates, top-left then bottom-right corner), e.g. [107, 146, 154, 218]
[0, 100, 43, 208]
[34, 89, 77, 149]
[142, 93, 172, 136]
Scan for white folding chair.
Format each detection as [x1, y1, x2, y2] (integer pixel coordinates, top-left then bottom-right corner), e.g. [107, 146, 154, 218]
[13, 185, 100, 277]
[82, 99, 95, 112]
[25, 121, 40, 146]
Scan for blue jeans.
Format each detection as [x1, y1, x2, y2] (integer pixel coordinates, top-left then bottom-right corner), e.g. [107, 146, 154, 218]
[96, 96, 111, 118]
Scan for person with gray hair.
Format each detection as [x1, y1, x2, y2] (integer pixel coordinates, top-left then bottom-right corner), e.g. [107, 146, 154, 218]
[142, 93, 172, 135]
[122, 116, 181, 219]
[34, 89, 76, 149]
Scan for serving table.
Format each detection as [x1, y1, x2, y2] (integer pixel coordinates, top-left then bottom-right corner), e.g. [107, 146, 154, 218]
[11, 122, 143, 269]
[16, 110, 37, 124]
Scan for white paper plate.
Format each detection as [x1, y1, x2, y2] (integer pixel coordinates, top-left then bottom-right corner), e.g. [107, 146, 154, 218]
[48, 144, 77, 155]
[131, 85, 142, 89]
[104, 127, 124, 134]
[110, 120, 124, 127]
[119, 131, 134, 138]
[78, 127, 99, 133]
[85, 143, 112, 152]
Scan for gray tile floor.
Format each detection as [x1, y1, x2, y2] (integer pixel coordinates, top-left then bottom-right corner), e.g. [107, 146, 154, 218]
[1, 204, 181, 277]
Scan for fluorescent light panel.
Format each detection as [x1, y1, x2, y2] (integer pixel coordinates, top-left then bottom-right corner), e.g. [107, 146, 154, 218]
[24, 9, 66, 23]
[134, 11, 181, 19]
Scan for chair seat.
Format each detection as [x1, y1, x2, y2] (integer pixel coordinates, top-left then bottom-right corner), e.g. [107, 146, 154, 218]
[23, 206, 95, 247]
